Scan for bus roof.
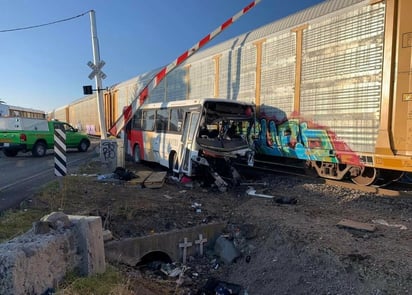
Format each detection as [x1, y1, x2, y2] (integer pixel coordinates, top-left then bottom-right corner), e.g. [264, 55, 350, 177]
[140, 98, 255, 109]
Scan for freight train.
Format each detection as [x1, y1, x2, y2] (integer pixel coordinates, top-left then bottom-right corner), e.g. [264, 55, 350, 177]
[49, 0, 412, 186]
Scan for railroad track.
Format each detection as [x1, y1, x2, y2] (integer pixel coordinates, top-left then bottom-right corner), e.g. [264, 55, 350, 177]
[236, 158, 412, 198]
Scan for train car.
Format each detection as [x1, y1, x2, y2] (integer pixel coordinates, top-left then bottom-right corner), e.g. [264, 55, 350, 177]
[60, 0, 412, 186]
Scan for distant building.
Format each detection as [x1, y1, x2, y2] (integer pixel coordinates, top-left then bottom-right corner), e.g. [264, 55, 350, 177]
[0, 104, 46, 119]
[0, 104, 8, 117]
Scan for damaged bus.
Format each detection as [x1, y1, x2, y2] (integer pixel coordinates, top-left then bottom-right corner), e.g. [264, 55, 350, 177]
[127, 98, 255, 188]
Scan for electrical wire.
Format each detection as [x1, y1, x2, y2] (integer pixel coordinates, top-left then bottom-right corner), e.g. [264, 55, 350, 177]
[0, 10, 90, 33]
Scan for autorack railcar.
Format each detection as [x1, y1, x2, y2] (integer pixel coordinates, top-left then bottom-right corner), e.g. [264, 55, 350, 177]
[50, 0, 412, 186]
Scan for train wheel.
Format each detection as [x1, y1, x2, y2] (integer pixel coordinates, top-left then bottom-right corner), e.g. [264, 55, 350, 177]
[374, 170, 404, 187]
[304, 161, 319, 178]
[351, 167, 378, 186]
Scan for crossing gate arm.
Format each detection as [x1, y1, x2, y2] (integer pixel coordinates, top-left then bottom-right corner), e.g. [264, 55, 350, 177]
[109, 0, 262, 136]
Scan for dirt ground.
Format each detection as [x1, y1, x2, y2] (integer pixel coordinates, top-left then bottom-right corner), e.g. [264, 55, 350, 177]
[31, 159, 412, 295]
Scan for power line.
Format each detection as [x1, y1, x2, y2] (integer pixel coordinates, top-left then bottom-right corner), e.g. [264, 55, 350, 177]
[0, 10, 90, 33]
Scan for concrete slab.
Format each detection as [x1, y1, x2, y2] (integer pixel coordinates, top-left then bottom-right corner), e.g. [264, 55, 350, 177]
[105, 223, 225, 265]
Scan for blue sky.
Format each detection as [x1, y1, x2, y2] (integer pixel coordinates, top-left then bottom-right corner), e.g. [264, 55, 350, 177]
[0, 0, 324, 112]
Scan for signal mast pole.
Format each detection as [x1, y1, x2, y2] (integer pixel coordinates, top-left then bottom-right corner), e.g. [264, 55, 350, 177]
[89, 10, 107, 139]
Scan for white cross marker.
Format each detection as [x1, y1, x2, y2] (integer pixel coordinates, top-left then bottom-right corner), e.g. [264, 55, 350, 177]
[179, 237, 192, 264]
[87, 60, 107, 80]
[195, 234, 208, 256]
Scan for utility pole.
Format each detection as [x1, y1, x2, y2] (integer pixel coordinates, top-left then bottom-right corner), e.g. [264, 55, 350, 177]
[89, 10, 107, 139]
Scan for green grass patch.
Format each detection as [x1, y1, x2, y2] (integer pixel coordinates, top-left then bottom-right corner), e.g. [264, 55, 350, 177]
[57, 265, 133, 295]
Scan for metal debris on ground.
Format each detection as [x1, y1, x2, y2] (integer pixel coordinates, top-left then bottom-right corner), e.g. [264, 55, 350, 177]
[160, 263, 183, 277]
[246, 187, 274, 199]
[191, 202, 202, 213]
[274, 196, 297, 205]
[197, 278, 242, 295]
[372, 219, 407, 230]
[211, 172, 228, 192]
[240, 182, 268, 186]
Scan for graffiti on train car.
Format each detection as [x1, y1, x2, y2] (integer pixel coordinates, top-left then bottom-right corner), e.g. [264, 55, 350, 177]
[252, 114, 362, 167]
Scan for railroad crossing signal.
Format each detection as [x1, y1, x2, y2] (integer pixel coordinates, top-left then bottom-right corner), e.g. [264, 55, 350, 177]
[87, 60, 106, 80]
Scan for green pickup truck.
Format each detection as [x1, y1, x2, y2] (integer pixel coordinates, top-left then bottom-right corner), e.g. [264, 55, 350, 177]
[0, 117, 90, 157]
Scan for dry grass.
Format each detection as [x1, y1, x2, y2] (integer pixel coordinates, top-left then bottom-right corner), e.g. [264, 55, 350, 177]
[0, 160, 140, 294]
[56, 265, 134, 295]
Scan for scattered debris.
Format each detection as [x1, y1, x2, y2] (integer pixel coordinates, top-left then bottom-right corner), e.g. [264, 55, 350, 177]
[191, 202, 202, 213]
[96, 173, 115, 181]
[274, 196, 297, 205]
[211, 172, 228, 192]
[337, 219, 377, 232]
[240, 182, 268, 186]
[214, 236, 241, 264]
[197, 278, 242, 295]
[181, 176, 192, 184]
[175, 265, 188, 287]
[160, 263, 183, 277]
[372, 219, 408, 230]
[142, 171, 167, 189]
[113, 167, 136, 181]
[246, 187, 274, 199]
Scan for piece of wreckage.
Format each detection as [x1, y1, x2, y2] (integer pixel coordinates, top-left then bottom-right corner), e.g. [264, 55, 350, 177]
[173, 102, 255, 192]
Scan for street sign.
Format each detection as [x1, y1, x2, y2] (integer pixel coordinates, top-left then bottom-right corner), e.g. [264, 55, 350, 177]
[87, 60, 107, 80]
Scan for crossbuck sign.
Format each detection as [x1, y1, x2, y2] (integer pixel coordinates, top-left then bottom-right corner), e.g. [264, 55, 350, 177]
[88, 60, 107, 80]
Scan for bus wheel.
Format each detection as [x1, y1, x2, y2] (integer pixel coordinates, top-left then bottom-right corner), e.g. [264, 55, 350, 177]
[133, 145, 141, 163]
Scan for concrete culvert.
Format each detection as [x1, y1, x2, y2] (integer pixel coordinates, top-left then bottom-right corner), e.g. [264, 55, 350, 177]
[136, 251, 173, 270]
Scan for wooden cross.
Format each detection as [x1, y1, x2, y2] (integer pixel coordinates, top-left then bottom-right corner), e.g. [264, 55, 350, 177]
[179, 237, 192, 264]
[195, 234, 207, 256]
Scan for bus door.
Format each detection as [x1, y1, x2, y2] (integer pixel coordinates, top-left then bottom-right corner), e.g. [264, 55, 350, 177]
[152, 135, 161, 163]
[174, 111, 200, 175]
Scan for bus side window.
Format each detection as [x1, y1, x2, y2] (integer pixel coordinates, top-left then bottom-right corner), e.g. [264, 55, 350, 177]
[132, 110, 142, 129]
[143, 110, 155, 131]
[156, 109, 169, 132]
[170, 108, 184, 133]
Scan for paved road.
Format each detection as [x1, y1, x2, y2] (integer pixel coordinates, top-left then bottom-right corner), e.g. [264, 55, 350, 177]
[0, 143, 99, 212]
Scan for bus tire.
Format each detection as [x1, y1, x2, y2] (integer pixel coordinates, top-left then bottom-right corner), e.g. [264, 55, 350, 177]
[133, 145, 141, 163]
